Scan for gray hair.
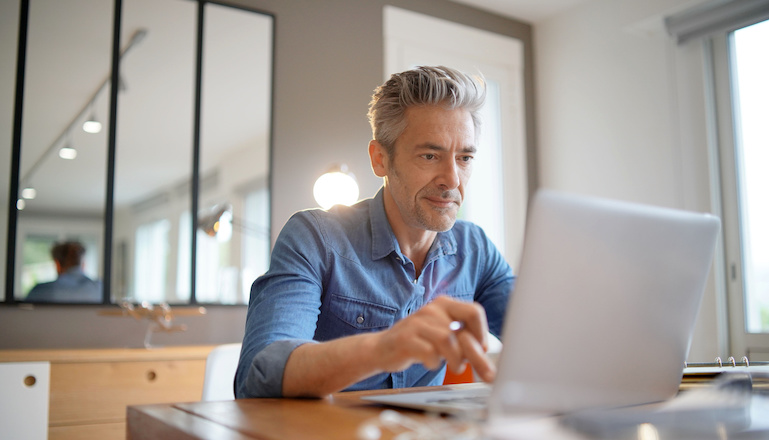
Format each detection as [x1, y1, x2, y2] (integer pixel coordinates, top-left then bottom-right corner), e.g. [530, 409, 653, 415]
[367, 66, 486, 157]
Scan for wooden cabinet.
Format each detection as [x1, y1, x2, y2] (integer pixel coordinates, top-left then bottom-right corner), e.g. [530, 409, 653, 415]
[0, 346, 215, 440]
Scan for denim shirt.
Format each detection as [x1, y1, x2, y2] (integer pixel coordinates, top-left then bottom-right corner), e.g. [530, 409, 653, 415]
[235, 188, 514, 398]
[25, 268, 102, 303]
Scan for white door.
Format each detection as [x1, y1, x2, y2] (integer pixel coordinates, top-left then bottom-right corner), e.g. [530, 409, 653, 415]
[384, 6, 528, 269]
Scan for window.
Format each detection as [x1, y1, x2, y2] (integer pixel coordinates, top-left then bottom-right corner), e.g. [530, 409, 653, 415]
[133, 219, 170, 303]
[665, 0, 769, 358]
[730, 19, 769, 333]
[241, 187, 270, 301]
[460, 79, 506, 254]
[20, 235, 59, 296]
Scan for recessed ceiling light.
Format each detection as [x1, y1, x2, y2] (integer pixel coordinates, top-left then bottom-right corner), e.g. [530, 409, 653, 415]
[21, 187, 37, 199]
[59, 146, 78, 160]
[82, 119, 102, 134]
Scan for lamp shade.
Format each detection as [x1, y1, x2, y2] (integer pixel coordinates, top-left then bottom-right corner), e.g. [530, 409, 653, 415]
[199, 204, 231, 237]
[313, 165, 359, 209]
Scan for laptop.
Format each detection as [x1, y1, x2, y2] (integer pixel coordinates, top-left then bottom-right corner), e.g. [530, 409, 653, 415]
[362, 189, 721, 419]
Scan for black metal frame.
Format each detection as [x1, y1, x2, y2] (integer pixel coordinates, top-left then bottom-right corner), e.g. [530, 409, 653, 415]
[3, 0, 275, 305]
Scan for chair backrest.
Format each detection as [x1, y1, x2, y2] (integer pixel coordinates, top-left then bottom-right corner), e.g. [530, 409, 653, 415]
[202, 343, 242, 401]
[0, 361, 50, 440]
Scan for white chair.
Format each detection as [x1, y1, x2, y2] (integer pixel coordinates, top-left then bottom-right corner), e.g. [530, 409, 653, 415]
[202, 343, 242, 401]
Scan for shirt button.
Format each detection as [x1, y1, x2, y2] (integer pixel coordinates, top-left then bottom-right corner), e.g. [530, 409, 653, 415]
[356, 314, 364, 324]
[413, 279, 418, 284]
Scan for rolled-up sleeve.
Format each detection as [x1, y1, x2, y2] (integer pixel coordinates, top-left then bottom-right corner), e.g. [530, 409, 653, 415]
[238, 339, 316, 397]
[235, 212, 327, 398]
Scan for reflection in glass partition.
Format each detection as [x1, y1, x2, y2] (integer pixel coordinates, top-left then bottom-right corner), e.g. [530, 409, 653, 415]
[196, 3, 272, 304]
[15, 0, 113, 302]
[0, 0, 20, 303]
[20, 232, 101, 303]
[112, 0, 196, 304]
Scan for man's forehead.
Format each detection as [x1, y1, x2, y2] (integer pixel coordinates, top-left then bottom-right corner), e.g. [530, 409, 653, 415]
[414, 143, 477, 153]
[396, 107, 476, 150]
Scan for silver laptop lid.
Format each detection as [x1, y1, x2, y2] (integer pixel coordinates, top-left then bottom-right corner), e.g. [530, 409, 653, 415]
[489, 190, 720, 416]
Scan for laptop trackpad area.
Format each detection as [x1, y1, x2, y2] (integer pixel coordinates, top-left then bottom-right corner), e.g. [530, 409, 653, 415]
[361, 383, 492, 416]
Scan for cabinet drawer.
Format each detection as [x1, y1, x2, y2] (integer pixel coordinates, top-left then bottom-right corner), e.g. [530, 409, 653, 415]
[49, 422, 125, 440]
[49, 359, 206, 425]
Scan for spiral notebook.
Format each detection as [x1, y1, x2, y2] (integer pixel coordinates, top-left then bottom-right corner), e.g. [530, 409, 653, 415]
[363, 190, 721, 418]
[684, 357, 769, 378]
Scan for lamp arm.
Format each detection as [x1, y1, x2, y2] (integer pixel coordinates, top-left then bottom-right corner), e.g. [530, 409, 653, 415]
[230, 217, 270, 238]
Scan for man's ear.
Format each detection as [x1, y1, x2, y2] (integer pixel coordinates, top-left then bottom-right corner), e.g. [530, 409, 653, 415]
[369, 140, 389, 178]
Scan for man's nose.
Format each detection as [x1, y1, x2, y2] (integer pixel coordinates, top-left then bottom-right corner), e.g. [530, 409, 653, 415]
[436, 159, 460, 190]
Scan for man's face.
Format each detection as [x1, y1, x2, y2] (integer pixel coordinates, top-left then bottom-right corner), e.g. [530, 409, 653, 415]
[381, 105, 476, 233]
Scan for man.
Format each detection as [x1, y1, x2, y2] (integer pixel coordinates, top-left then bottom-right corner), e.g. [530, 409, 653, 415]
[235, 66, 514, 398]
[26, 241, 102, 303]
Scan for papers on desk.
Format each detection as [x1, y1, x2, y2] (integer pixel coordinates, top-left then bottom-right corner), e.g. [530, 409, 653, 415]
[484, 372, 769, 440]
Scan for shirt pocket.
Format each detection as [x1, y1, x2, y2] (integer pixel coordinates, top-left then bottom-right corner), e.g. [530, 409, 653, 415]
[445, 292, 474, 303]
[328, 294, 397, 331]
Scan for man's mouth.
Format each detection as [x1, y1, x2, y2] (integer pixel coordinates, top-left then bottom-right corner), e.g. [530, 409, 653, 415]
[424, 196, 459, 209]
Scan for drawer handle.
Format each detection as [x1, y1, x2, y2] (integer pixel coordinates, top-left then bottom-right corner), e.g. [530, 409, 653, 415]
[147, 370, 157, 381]
[24, 375, 37, 387]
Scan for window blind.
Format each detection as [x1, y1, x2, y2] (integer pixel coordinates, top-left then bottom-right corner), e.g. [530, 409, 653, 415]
[665, 0, 769, 44]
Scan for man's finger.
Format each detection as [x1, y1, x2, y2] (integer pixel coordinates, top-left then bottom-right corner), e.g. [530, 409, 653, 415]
[435, 297, 489, 351]
[415, 319, 464, 371]
[456, 330, 496, 383]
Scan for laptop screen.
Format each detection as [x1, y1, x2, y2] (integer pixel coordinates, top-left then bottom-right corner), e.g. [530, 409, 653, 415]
[489, 190, 720, 415]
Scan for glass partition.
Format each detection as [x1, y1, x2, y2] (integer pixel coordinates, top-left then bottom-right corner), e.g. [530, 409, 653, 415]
[15, 0, 112, 302]
[112, 0, 196, 304]
[4, 0, 273, 305]
[196, 3, 272, 304]
[0, 0, 20, 303]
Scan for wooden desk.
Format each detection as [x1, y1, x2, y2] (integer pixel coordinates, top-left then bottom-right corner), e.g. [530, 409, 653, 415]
[127, 385, 475, 440]
[128, 378, 769, 440]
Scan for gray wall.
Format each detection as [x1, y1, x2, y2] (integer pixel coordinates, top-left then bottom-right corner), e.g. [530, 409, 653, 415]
[0, 0, 533, 349]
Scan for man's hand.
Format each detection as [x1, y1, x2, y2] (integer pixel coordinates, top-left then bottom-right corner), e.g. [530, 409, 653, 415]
[282, 296, 496, 397]
[371, 296, 497, 382]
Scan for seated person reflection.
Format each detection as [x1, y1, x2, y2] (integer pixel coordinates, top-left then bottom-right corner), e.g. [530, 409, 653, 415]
[26, 241, 101, 303]
[235, 66, 515, 398]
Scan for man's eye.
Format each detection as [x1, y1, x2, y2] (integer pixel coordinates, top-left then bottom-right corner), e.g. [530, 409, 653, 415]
[423, 154, 435, 160]
[459, 156, 474, 162]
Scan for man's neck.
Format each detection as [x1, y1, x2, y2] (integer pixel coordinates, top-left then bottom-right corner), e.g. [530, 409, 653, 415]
[382, 189, 437, 277]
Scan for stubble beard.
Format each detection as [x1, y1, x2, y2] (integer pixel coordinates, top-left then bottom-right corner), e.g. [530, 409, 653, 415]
[409, 184, 462, 232]
[389, 157, 461, 233]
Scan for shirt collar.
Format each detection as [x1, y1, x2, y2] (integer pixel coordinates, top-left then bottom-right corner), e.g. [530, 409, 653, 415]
[369, 187, 457, 261]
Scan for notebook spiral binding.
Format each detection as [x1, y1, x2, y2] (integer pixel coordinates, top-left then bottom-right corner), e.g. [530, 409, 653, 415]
[685, 356, 769, 369]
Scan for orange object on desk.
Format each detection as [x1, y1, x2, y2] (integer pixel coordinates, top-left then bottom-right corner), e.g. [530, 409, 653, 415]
[443, 364, 474, 384]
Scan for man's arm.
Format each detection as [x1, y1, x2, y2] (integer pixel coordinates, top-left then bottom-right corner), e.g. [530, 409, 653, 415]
[470, 225, 516, 338]
[282, 295, 496, 397]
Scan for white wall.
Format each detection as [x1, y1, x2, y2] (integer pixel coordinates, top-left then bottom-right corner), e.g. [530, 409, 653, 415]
[534, 0, 723, 361]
